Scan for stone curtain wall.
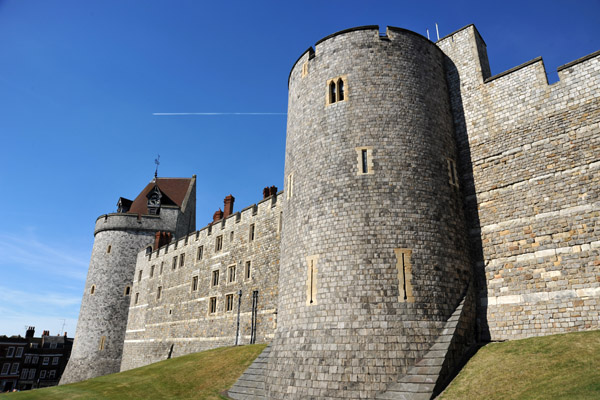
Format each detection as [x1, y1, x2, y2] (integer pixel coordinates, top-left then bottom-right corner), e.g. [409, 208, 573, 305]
[120, 195, 281, 371]
[438, 26, 600, 340]
[266, 27, 472, 399]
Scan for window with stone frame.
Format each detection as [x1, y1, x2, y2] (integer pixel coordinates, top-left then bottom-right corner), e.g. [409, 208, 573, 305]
[1, 363, 9, 375]
[32, 356, 38, 364]
[157, 286, 162, 300]
[124, 285, 131, 296]
[150, 265, 155, 278]
[212, 270, 220, 286]
[249, 224, 255, 242]
[15, 347, 23, 358]
[172, 256, 178, 270]
[245, 261, 252, 280]
[225, 293, 234, 312]
[228, 265, 236, 283]
[159, 262, 164, 275]
[40, 370, 46, 379]
[24, 355, 31, 364]
[179, 253, 185, 267]
[90, 284, 96, 295]
[326, 75, 347, 105]
[215, 235, 223, 251]
[209, 297, 217, 314]
[49, 370, 56, 379]
[197, 245, 204, 260]
[20, 368, 28, 379]
[191, 276, 199, 291]
[135, 292, 139, 305]
[28, 369, 36, 379]
[138, 269, 143, 282]
[42, 357, 49, 366]
[447, 158, 459, 188]
[52, 357, 59, 365]
[99, 336, 106, 351]
[6, 347, 14, 358]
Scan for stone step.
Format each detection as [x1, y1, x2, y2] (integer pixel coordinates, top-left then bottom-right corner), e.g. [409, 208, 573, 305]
[376, 391, 432, 400]
[228, 385, 266, 396]
[385, 382, 435, 393]
[398, 374, 437, 384]
[415, 357, 445, 367]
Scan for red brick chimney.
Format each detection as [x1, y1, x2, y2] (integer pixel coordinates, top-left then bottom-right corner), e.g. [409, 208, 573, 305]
[154, 231, 172, 250]
[25, 326, 35, 339]
[263, 186, 278, 199]
[213, 209, 224, 223]
[223, 195, 235, 218]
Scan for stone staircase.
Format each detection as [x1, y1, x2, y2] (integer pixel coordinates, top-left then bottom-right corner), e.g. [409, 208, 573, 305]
[227, 344, 271, 400]
[376, 291, 473, 400]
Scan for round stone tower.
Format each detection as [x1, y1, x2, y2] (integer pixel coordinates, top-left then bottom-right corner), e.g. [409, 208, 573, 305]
[60, 177, 196, 384]
[265, 26, 472, 398]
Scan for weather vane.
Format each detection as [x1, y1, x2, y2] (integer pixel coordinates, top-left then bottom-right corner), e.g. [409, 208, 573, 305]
[154, 154, 160, 178]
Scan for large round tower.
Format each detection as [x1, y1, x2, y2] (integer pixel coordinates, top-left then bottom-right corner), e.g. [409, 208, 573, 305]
[265, 26, 473, 398]
[60, 177, 196, 384]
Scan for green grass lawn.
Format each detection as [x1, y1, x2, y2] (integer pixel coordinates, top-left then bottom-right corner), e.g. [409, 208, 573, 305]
[440, 330, 600, 400]
[0, 343, 266, 400]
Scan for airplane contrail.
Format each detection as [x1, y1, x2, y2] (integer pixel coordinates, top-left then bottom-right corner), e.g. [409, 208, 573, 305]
[153, 112, 287, 116]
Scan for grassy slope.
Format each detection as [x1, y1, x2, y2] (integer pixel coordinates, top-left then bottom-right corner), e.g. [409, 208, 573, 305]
[440, 330, 600, 400]
[1, 343, 267, 400]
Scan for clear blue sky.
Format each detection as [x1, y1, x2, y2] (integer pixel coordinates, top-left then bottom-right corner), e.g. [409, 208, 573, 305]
[0, 0, 598, 336]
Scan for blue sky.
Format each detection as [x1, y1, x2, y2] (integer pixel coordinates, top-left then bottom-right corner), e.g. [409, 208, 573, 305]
[0, 0, 598, 336]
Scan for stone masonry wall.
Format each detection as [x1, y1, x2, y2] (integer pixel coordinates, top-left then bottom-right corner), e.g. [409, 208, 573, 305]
[266, 26, 473, 399]
[438, 26, 600, 340]
[121, 194, 281, 371]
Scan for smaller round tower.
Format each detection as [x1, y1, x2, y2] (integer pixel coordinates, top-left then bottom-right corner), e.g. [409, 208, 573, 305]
[60, 177, 196, 384]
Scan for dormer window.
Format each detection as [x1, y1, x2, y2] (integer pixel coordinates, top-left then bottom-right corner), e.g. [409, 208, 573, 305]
[116, 197, 132, 213]
[147, 186, 162, 215]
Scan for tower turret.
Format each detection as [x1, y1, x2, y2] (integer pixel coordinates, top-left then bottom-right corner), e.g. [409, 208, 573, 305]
[264, 26, 473, 398]
[60, 176, 196, 384]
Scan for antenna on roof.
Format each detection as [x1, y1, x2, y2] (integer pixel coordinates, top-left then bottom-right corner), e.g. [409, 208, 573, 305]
[435, 23, 440, 41]
[154, 154, 161, 179]
[60, 319, 66, 334]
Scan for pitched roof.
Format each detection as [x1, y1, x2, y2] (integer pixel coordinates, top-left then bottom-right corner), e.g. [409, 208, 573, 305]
[127, 177, 194, 215]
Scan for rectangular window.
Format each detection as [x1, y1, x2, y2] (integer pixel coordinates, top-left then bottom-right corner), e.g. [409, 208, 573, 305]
[228, 265, 236, 283]
[52, 357, 59, 365]
[42, 357, 49, 366]
[32, 356, 38, 364]
[10, 363, 19, 375]
[230, 231, 234, 242]
[249, 224, 255, 242]
[6, 347, 14, 358]
[355, 147, 374, 175]
[50, 343, 57, 349]
[287, 173, 294, 200]
[135, 292, 139, 305]
[150, 265, 155, 278]
[197, 246, 204, 260]
[180, 253, 185, 267]
[157, 286, 162, 300]
[15, 347, 23, 358]
[160, 262, 164, 275]
[31, 343, 38, 349]
[306, 255, 319, 305]
[21, 368, 28, 379]
[212, 270, 220, 286]
[29, 369, 36, 379]
[225, 293, 234, 312]
[99, 336, 106, 351]
[245, 261, 252, 280]
[209, 297, 217, 314]
[24, 356, 31, 364]
[191, 276, 198, 291]
[138, 270, 143, 282]
[278, 211, 283, 233]
[40, 370, 46, 379]
[49, 370, 56, 379]
[394, 248, 414, 303]
[215, 235, 223, 251]
[172, 256, 178, 270]
[447, 158, 459, 188]
[1, 363, 9, 375]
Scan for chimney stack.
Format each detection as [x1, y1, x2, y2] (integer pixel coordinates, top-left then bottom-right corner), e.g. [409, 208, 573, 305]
[154, 231, 172, 250]
[43, 330, 49, 336]
[25, 326, 35, 339]
[212, 209, 224, 223]
[263, 186, 278, 199]
[223, 195, 235, 218]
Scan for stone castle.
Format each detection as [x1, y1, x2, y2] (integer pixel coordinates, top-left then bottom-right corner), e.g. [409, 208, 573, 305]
[61, 24, 599, 399]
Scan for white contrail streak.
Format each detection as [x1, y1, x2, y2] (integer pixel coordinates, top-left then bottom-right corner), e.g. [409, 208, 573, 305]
[153, 112, 287, 116]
